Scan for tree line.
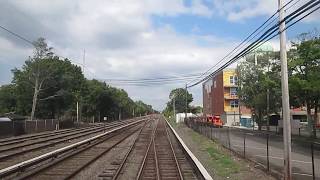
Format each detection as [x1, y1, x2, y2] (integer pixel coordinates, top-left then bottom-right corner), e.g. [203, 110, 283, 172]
[0, 38, 154, 122]
[238, 32, 320, 137]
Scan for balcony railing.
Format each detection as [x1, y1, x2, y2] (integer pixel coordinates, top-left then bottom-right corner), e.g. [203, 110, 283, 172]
[224, 94, 238, 99]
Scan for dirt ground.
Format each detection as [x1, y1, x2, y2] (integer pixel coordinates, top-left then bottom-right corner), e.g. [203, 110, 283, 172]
[170, 121, 278, 180]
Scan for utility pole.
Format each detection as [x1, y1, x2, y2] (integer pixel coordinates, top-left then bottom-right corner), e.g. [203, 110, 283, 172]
[267, 53, 270, 131]
[173, 96, 176, 121]
[278, 0, 292, 179]
[76, 101, 79, 123]
[237, 62, 241, 125]
[185, 84, 188, 121]
[83, 49, 86, 74]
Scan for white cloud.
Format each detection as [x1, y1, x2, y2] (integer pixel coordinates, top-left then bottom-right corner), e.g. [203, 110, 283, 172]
[0, 0, 235, 110]
[212, 0, 320, 22]
[4, 0, 317, 110]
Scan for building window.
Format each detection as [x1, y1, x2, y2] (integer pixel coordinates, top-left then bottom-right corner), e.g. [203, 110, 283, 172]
[230, 76, 238, 85]
[214, 80, 216, 88]
[230, 100, 239, 108]
[230, 87, 237, 96]
[234, 76, 238, 84]
[230, 76, 234, 84]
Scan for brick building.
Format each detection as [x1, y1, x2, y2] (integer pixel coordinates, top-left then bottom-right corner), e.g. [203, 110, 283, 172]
[203, 69, 251, 126]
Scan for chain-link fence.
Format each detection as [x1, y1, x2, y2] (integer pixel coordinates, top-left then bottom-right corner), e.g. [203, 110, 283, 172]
[185, 118, 320, 180]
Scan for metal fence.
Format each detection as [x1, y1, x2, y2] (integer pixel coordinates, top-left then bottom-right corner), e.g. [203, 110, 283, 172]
[185, 118, 320, 180]
[25, 119, 59, 134]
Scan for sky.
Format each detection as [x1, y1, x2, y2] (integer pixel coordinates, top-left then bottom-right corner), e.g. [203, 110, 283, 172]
[0, 0, 319, 110]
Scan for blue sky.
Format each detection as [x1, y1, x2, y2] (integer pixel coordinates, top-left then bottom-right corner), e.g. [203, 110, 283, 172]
[0, 0, 319, 110]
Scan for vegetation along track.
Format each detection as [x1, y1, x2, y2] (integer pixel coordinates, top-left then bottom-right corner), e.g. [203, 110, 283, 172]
[0, 117, 144, 169]
[0, 117, 147, 179]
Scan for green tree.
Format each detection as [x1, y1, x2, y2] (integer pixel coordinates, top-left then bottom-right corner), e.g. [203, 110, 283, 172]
[164, 88, 193, 117]
[135, 100, 153, 116]
[0, 84, 17, 114]
[238, 51, 281, 130]
[288, 36, 320, 137]
[12, 38, 85, 119]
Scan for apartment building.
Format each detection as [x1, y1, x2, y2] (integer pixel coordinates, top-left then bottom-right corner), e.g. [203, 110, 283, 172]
[203, 69, 250, 126]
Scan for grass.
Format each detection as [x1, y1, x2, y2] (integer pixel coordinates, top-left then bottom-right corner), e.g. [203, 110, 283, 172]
[165, 116, 178, 128]
[166, 116, 242, 178]
[190, 129, 241, 178]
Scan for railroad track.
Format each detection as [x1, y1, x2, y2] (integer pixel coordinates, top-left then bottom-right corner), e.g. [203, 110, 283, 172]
[138, 117, 182, 180]
[0, 118, 147, 180]
[0, 118, 144, 169]
[94, 115, 202, 180]
[0, 115, 211, 180]
[0, 118, 141, 147]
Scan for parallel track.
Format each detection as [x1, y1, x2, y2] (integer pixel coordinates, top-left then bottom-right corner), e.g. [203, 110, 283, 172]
[0, 118, 147, 180]
[0, 118, 142, 168]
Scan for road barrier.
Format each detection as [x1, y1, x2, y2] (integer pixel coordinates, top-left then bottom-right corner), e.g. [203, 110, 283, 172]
[185, 118, 320, 180]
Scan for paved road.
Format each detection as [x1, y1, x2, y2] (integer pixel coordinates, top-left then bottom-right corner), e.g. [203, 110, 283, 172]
[196, 124, 320, 180]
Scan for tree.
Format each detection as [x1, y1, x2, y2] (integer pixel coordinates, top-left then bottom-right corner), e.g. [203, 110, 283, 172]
[164, 88, 193, 117]
[238, 51, 281, 130]
[81, 80, 153, 122]
[12, 38, 56, 120]
[288, 35, 320, 137]
[135, 100, 153, 116]
[0, 84, 17, 114]
[12, 38, 86, 120]
[189, 105, 202, 114]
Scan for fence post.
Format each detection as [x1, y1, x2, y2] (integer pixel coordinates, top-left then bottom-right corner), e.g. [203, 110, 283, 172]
[228, 127, 231, 150]
[207, 124, 209, 137]
[244, 132, 246, 158]
[267, 133, 270, 171]
[44, 119, 47, 131]
[24, 120, 27, 133]
[35, 120, 38, 132]
[210, 125, 213, 140]
[311, 142, 315, 180]
[298, 128, 301, 136]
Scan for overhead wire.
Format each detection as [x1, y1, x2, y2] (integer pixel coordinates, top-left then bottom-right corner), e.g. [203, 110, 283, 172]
[187, 0, 320, 88]
[186, 0, 299, 85]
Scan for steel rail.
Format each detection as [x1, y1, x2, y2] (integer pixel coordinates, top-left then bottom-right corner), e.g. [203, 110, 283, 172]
[0, 122, 114, 145]
[136, 119, 159, 180]
[165, 122, 184, 180]
[62, 121, 147, 180]
[0, 118, 141, 145]
[0, 123, 114, 147]
[165, 117, 213, 180]
[0, 119, 135, 152]
[0, 121, 135, 162]
[0, 118, 146, 178]
[15, 122, 145, 180]
[111, 120, 152, 180]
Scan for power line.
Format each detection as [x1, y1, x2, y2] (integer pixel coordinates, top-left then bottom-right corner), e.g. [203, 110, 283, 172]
[0, 24, 203, 86]
[187, 0, 299, 85]
[100, 73, 202, 82]
[187, 0, 320, 88]
[0, 24, 84, 67]
[0, 25, 34, 45]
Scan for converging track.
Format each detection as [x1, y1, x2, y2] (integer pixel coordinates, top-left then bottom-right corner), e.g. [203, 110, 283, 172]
[0, 115, 210, 180]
